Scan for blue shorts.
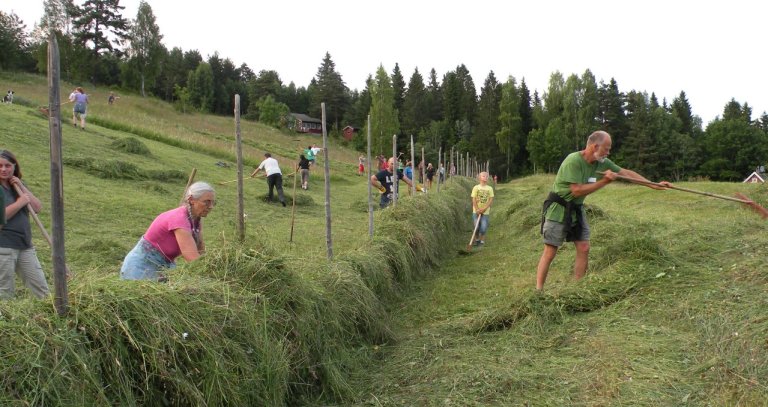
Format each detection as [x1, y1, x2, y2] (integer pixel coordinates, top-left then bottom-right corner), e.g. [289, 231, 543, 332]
[120, 237, 175, 281]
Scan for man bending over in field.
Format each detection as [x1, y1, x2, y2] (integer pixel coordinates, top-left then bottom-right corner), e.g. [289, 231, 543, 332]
[536, 130, 670, 290]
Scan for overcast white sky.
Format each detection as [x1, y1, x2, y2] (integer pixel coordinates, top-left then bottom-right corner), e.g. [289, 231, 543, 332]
[5, 0, 767, 125]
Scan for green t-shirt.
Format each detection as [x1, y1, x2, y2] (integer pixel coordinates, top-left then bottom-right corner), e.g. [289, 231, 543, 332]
[545, 151, 621, 222]
[304, 148, 315, 160]
[471, 184, 494, 214]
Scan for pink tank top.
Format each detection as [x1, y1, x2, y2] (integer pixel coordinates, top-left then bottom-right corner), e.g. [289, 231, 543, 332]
[143, 206, 197, 261]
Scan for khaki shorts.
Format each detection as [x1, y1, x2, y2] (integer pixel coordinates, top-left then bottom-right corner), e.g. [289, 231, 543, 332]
[542, 219, 590, 247]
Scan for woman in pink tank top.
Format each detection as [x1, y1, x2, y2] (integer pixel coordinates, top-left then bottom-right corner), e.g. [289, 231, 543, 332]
[120, 181, 216, 281]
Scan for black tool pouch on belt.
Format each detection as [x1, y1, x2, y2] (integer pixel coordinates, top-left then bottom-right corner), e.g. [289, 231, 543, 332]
[541, 191, 584, 240]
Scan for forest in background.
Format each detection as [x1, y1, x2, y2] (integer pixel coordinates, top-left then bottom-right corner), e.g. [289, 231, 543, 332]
[2, 0, 768, 181]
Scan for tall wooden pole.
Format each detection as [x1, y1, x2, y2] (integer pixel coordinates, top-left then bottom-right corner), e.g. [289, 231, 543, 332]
[421, 147, 425, 192]
[410, 135, 416, 196]
[321, 103, 333, 260]
[47, 34, 68, 316]
[366, 115, 373, 238]
[466, 152, 470, 177]
[234, 94, 245, 242]
[450, 146, 454, 180]
[392, 134, 397, 207]
[437, 146, 442, 193]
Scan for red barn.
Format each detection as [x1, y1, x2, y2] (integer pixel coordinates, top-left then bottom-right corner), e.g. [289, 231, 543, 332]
[342, 126, 358, 141]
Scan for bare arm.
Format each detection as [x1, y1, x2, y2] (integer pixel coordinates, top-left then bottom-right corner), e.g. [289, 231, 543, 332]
[618, 168, 670, 190]
[174, 229, 201, 262]
[569, 174, 614, 198]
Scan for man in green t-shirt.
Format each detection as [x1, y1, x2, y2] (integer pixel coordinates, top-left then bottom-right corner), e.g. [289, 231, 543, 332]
[536, 130, 670, 290]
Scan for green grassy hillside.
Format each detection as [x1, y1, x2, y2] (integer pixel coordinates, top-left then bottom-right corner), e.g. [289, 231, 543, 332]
[2, 72, 767, 406]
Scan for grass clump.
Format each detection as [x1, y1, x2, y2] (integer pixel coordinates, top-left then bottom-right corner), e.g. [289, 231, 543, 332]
[64, 157, 185, 182]
[110, 137, 151, 155]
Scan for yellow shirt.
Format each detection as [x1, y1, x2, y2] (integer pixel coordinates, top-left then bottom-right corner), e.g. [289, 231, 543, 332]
[471, 184, 494, 214]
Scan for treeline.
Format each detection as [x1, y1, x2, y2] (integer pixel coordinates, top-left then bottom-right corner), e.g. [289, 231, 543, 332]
[3, 1, 768, 181]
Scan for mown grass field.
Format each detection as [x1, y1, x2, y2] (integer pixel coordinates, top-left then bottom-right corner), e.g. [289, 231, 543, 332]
[2, 72, 768, 406]
[348, 176, 768, 406]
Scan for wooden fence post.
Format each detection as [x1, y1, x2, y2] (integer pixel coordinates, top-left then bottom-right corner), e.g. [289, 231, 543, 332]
[234, 94, 245, 242]
[321, 103, 333, 260]
[392, 134, 397, 207]
[410, 135, 416, 196]
[367, 115, 373, 238]
[47, 33, 68, 316]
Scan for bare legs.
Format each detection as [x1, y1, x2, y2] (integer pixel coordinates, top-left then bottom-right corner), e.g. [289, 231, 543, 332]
[536, 241, 590, 290]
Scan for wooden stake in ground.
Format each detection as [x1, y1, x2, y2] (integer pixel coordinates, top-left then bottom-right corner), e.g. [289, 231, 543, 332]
[47, 33, 68, 316]
[410, 135, 416, 196]
[289, 160, 298, 242]
[321, 103, 333, 260]
[392, 134, 398, 207]
[234, 94, 245, 242]
[367, 115, 373, 238]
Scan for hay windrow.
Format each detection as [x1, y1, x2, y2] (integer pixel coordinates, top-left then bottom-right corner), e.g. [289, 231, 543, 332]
[110, 137, 151, 155]
[63, 157, 185, 182]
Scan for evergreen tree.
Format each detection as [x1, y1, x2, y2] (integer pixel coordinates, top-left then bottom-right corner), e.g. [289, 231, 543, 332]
[310, 52, 349, 131]
[391, 63, 406, 125]
[426, 68, 443, 122]
[597, 78, 628, 151]
[562, 73, 581, 150]
[577, 69, 600, 146]
[367, 65, 400, 155]
[401, 68, 429, 138]
[127, 1, 163, 97]
[472, 71, 502, 162]
[527, 117, 570, 173]
[671, 91, 695, 136]
[519, 79, 534, 136]
[495, 76, 522, 177]
[72, 0, 130, 55]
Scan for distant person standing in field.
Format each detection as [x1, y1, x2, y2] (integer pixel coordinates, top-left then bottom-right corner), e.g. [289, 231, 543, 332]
[0, 150, 50, 299]
[304, 145, 316, 166]
[425, 163, 435, 190]
[72, 87, 89, 129]
[121, 182, 216, 282]
[471, 171, 494, 246]
[310, 144, 324, 166]
[251, 153, 286, 207]
[371, 157, 413, 209]
[438, 162, 445, 184]
[358, 155, 365, 176]
[536, 130, 670, 290]
[298, 154, 310, 190]
[108, 91, 119, 105]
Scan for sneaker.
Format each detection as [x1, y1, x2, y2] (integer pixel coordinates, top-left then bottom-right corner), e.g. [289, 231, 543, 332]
[479, 240, 485, 245]
[281, 201, 286, 207]
[474, 240, 481, 246]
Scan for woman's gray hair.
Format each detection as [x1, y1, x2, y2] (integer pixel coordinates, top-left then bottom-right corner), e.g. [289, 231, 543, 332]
[185, 181, 215, 200]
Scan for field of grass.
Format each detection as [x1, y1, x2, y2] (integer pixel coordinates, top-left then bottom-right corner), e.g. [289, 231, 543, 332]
[347, 175, 768, 406]
[1, 71, 767, 406]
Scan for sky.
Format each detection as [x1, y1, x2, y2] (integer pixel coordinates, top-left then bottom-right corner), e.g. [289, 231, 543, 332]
[5, 0, 767, 125]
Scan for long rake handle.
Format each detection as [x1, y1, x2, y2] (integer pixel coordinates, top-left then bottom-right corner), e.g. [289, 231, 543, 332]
[467, 214, 482, 250]
[12, 183, 73, 277]
[601, 172, 752, 204]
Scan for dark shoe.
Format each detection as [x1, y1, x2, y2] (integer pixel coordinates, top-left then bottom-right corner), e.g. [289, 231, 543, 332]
[281, 201, 286, 207]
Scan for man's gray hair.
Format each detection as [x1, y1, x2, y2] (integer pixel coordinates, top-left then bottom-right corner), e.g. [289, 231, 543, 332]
[185, 181, 215, 200]
[587, 130, 610, 146]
